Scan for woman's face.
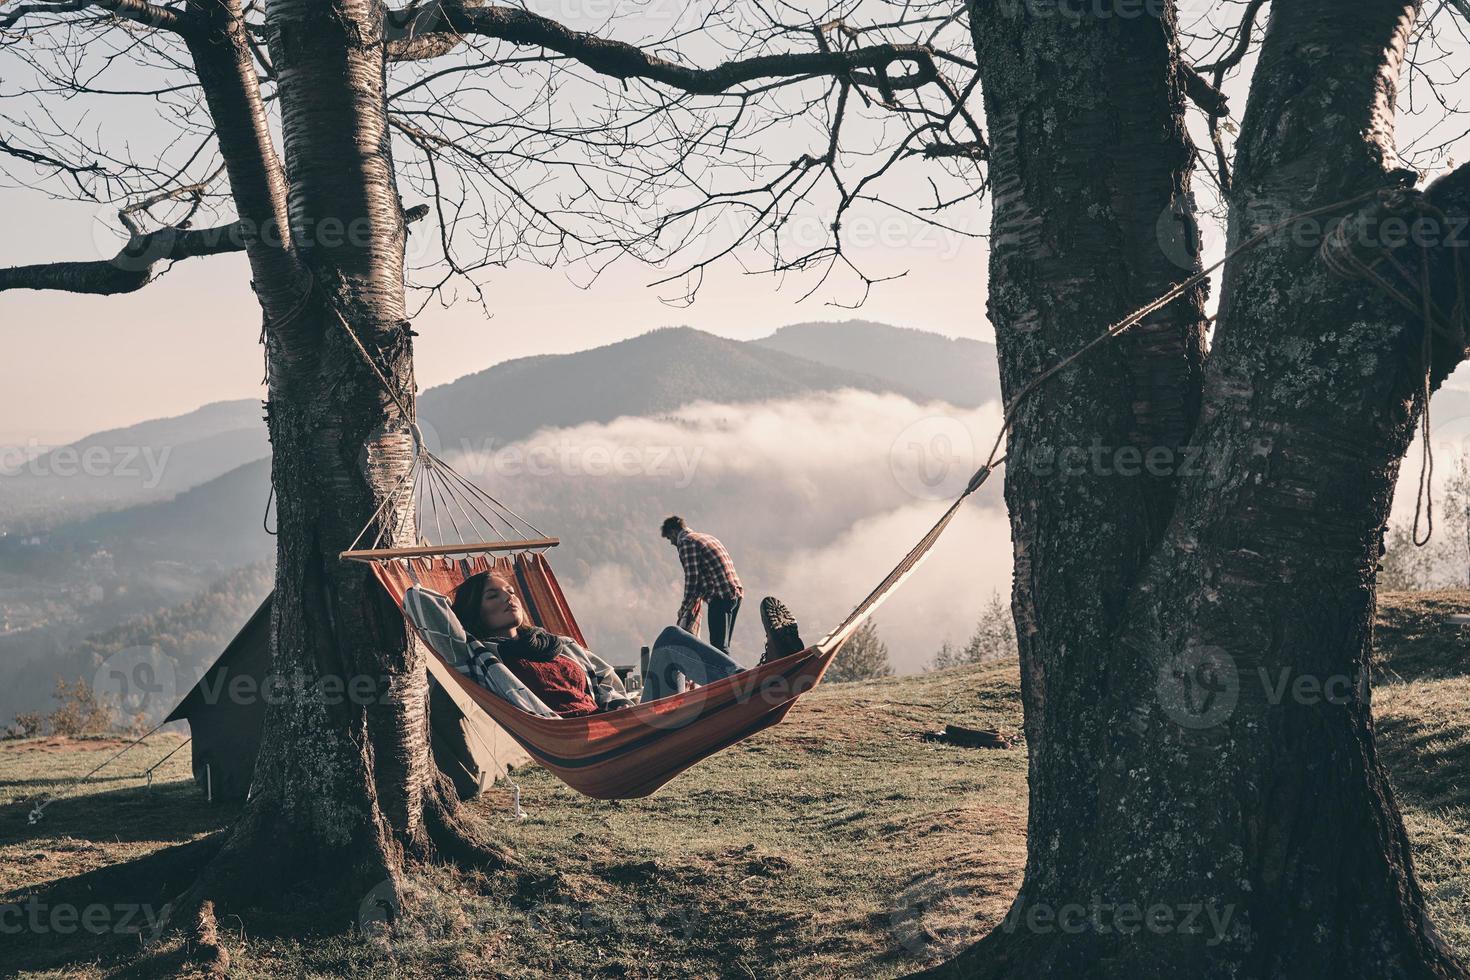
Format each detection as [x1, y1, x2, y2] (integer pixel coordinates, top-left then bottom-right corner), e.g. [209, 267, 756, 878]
[478, 581, 524, 635]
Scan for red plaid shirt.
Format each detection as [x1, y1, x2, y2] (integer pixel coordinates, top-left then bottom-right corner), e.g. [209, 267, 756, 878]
[676, 529, 743, 632]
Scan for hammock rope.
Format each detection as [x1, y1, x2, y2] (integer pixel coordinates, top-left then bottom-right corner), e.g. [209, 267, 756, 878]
[342, 426, 549, 557]
[333, 186, 1430, 569]
[1320, 190, 1470, 548]
[312, 185, 1463, 799]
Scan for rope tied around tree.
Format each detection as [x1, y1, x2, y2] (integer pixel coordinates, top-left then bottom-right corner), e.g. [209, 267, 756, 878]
[1320, 187, 1470, 548]
[978, 188, 1385, 473]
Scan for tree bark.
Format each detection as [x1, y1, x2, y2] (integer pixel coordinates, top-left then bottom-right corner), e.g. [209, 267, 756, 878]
[172, 0, 506, 948]
[921, 1, 1468, 977]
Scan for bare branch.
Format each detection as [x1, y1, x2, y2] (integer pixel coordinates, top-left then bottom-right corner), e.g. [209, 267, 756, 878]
[0, 133, 105, 177]
[0, 203, 430, 296]
[180, 0, 304, 322]
[0, 0, 193, 34]
[390, 4, 942, 96]
[1193, 0, 1269, 75]
[1178, 62, 1229, 117]
[0, 221, 246, 294]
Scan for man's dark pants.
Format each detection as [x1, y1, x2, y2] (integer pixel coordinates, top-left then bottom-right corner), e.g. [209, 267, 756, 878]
[707, 596, 741, 654]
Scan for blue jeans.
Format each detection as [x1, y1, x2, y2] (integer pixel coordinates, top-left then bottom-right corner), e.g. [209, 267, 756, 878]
[706, 596, 740, 654]
[641, 626, 744, 703]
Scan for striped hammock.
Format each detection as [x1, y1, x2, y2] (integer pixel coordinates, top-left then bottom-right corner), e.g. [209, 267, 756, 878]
[369, 552, 839, 799]
[342, 427, 990, 799]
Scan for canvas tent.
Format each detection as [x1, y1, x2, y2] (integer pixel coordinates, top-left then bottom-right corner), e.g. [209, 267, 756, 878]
[165, 593, 530, 802]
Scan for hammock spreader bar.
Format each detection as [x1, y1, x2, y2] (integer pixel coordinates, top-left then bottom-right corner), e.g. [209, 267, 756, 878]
[342, 538, 560, 562]
[341, 426, 550, 560]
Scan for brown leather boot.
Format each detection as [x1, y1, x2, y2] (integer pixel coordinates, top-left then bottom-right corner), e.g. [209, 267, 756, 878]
[759, 597, 805, 664]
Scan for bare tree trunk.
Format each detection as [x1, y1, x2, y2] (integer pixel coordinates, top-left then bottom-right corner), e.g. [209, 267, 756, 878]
[921, 1, 1468, 977]
[174, 1, 505, 954]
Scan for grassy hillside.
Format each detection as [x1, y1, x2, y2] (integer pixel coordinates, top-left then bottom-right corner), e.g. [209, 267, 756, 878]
[1, 590, 1467, 977]
[1367, 590, 1470, 954]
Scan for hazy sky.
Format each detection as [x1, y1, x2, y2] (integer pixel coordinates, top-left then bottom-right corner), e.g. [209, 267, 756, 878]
[0, 190, 991, 446]
[4, 1, 1469, 447]
[0, 0, 990, 447]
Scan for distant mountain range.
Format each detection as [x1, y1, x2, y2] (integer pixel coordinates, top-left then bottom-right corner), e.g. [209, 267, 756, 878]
[754, 320, 999, 409]
[2, 322, 1000, 548]
[0, 400, 268, 533]
[10, 317, 1470, 726]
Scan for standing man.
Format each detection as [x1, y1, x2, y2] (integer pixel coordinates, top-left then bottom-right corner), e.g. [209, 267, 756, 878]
[661, 515, 743, 654]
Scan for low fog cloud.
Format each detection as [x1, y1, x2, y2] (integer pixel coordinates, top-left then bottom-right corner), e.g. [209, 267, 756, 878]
[768, 501, 1014, 673]
[451, 390, 1014, 672]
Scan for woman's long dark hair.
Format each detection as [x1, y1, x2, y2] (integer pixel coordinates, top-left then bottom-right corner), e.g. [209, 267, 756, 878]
[452, 570, 519, 639]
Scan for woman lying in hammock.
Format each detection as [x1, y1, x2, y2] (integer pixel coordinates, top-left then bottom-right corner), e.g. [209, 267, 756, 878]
[448, 570, 635, 717]
[431, 571, 808, 714]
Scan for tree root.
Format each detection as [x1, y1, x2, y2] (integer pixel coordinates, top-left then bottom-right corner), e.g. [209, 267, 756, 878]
[160, 831, 268, 974]
[150, 778, 522, 961]
[157, 799, 397, 968]
[904, 905, 1470, 980]
[423, 774, 520, 874]
[190, 900, 230, 977]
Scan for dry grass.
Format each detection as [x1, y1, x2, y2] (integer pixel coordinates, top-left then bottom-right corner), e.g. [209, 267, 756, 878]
[1, 592, 1467, 977]
[1374, 590, 1470, 958]
[1, 662, 1027, 978]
